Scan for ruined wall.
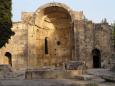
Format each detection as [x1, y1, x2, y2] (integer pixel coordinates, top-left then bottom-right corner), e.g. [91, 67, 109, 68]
[74, 20, 112, 68]
[0, 22, 28, 70]
[73, 11, 84, 60]
[94, 23, 112, 67]
[27, 5, 75, 68]
[74, 20, 94, 68]
[83, 21, 94, 68]
[0, 2, 112, 69]
[74, 13, 112, 68]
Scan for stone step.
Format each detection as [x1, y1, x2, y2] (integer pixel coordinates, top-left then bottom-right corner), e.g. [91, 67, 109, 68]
[101, 75, 115, 82]
[87, 69, 110, 76]
[74, 75, 94, 80]
[87, 68, 115, 82]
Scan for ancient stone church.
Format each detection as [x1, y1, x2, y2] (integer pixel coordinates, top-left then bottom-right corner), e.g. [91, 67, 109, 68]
[0, 3, 112, 70]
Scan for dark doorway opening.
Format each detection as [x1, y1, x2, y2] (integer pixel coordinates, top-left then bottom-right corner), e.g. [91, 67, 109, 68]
[92, 49, 101, 68]
[45, 37, 48, 54]
[5, 52, 12, 66]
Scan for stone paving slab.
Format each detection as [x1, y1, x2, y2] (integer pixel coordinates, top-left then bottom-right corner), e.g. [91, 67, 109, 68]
[0, 79, 114, 86]
[87, 69, 115, 82]
[0, 79, 95, 86]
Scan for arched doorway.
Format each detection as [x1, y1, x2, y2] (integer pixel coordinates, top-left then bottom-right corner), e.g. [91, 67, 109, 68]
[92, 49, 101, 68]
[35, 5, 74, 67]
[5, 52, 12, 66]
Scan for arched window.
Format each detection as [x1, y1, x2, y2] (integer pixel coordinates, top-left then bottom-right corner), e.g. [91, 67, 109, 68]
[45, 37, 48, 54]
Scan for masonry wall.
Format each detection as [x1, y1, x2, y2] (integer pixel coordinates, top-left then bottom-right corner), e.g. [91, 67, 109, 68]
[0, 3, 112, 70]
[94, 23, 112, 67]
[27, 6, 75, 68]
[0, 22, 28, 70]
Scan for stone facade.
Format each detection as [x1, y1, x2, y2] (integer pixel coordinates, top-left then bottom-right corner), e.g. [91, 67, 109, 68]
[0, 3, 112, 70]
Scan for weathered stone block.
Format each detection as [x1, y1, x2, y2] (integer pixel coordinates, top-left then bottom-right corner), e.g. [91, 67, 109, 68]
[64, 61, 85, 70]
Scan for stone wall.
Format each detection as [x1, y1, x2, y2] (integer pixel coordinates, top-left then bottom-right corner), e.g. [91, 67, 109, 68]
[84, 21, 94, 68]
[0, 2, 112, 70]
[0, 22, 28, 70]
[94, 23, 112, 68]
[27, 6, 74, 68]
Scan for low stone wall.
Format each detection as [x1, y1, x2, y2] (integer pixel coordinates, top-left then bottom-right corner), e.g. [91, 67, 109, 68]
[25, 69, 85, 79]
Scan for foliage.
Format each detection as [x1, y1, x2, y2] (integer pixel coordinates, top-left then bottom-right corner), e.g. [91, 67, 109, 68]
[0, 0, 14, 48]
[112, 22, 115, 36]
[112, 22, 115, 50]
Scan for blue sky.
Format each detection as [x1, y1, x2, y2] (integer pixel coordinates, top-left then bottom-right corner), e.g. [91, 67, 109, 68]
[12, 0, 115, 23]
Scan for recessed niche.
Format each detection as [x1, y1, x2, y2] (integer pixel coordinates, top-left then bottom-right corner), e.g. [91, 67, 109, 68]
[57, 41, 61, 45]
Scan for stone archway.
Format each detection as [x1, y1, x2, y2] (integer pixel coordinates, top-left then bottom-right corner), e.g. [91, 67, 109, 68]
[35, 5, 74, 67]
[92, 49, 101, 68]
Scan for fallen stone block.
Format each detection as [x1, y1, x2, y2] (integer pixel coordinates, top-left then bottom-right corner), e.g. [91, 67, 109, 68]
[101, 75, 115, 82]
[64, 61, 86, 70]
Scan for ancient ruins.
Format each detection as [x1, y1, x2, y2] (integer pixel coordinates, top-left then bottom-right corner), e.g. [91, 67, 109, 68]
[0, 3, 112, 70]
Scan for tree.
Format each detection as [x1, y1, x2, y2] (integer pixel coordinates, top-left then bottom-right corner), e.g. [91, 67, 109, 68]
[0, 0, 14, 48]
[112, 22, 115, 50]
